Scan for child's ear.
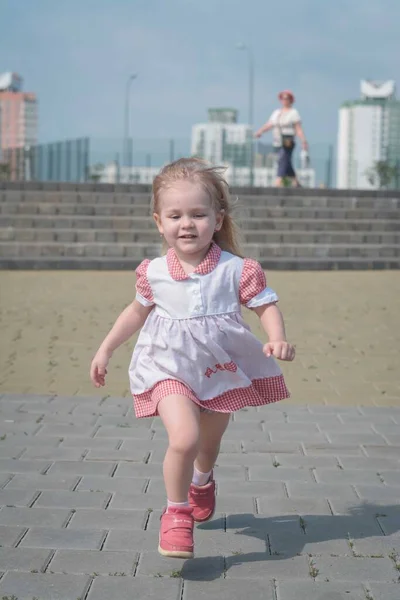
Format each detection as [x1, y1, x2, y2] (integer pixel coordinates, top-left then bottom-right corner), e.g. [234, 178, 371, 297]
[153, 213, 163, 234]
[215, 209, 225, 231]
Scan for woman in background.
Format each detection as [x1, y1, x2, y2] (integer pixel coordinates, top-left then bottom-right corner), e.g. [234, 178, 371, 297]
[255, 90, 308, 187]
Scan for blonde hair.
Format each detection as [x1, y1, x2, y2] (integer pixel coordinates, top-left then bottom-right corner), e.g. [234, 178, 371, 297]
[151, 157, 242, 256]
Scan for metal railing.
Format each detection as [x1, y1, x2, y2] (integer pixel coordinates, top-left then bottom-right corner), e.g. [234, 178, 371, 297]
[1, 137, 399, 190]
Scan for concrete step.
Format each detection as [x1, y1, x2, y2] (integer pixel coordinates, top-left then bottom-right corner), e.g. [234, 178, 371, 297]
[1, 214, 399, 231]
[1, 228, 400, 245]
[1, 241, 399, 259]
[2, 190, 400, 210]
[1, 255, 399, 270]
[1, 202, 399, 220]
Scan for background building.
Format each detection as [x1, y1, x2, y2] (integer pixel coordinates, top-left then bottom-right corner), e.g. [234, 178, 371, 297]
[191, 108, 253, 168]
[0, 72, 38, 150]
[337, 80, 400, 189]
[0, 72, 38, 179]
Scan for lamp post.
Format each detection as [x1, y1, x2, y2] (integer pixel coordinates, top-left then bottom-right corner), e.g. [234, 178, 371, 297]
[237, 43, 254, 186]
[123, 74, 138, 171]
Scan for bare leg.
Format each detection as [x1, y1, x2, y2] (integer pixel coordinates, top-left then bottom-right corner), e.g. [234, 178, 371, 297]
[194, 411, 231, 474]
[158, 394, 201, 502]
[274, 176, 283, 187]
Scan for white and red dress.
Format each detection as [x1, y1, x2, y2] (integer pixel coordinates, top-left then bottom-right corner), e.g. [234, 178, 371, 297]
[129, 242, 289, 418]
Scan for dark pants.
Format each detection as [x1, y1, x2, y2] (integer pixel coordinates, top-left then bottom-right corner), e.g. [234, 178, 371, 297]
[277, 145, 296, 178]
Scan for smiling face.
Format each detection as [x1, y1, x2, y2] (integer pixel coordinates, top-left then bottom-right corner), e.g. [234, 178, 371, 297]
[153, 180, 224, 258]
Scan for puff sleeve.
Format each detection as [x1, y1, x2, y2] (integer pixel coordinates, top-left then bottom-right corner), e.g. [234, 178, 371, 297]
[239, 258, 278, 308]
[135, 259, 154, 307]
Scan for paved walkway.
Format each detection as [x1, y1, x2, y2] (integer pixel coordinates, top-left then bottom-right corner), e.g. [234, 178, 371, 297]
[0, 393, 399, 599]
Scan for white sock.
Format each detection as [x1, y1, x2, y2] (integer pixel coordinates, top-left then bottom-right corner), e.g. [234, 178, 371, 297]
[192, 467, 212, 486]
[167, 499, 190, 512]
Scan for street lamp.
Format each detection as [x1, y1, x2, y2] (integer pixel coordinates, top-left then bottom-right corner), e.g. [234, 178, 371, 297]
[124, 74, 138, 170]
[236, 43, 254, 186]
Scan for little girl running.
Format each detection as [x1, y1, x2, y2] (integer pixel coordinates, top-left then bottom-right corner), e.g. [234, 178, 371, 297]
[90, 157, 295, 559]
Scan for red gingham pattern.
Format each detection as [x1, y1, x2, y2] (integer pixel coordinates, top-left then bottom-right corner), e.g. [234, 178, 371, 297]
[167, 242, 222, 281]
[133, 375, 289, 418]
[135, 259, 154, 302]
[239, 258, 267, 305]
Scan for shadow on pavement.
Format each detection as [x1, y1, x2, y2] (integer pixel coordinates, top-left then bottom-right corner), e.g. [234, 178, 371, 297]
[181, 502, 400, 581]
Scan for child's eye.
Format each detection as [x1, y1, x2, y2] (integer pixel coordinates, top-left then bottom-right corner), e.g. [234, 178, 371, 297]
[194, 214, 206, 218]
[170, 215, 180, 220]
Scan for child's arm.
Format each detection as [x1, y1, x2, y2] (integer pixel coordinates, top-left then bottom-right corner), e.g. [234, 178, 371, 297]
[252, 303, 295, 361]
[90, 299, 153, 388]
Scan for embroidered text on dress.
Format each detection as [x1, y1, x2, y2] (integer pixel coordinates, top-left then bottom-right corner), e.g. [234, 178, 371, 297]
[204, 362, 238, 378]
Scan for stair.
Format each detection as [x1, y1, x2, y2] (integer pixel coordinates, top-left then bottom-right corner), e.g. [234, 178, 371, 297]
[1, 183, 399, 269]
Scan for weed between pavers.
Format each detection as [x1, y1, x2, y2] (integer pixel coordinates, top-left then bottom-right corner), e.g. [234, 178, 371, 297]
[347, 534, 356, 554]
[308, 558, 319, 579]
[170, 569, 182, 578]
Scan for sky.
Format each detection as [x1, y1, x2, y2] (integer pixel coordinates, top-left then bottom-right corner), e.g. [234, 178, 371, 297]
[1, 0, 400, 161]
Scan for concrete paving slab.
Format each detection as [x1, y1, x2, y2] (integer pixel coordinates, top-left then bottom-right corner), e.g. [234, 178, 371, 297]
[46, 460, 117, 476]
[351, 535, 400, 557]
[275, 580, 366, 600]
[19, 527, 106, 550]
[4, 473, 80, 491]
[0, 489, 38, 507]
[103, 529, 159, 552]
[0, 506, 71, 528]
[33, 490, 111, 509]
[0, 525, 26, 546]
[87, 576, 182, 600]
[183, 579, 275, 600]
[0, 458, 51, 473]
[68, 508, 148, 530]
[256, 497, 332, 516]
[48, 549, 138, 575]
[137, 551, 225, 579]
[0, 547, 51, 572]
[0, 572, 91, 600]
[312, 556, 397, 581]
[74, 475, 147, 493]
[368, 582, 400, 600]
[225, 554, 309, 580]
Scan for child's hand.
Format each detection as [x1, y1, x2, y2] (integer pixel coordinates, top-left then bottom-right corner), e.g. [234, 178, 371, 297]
[90, 349, 112, 388]
[263, 341, 295, 361]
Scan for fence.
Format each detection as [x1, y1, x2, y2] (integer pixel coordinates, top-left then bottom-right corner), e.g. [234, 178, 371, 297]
[1, 137, 399, 190]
